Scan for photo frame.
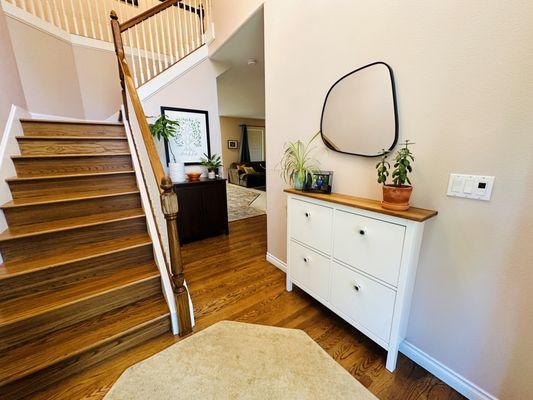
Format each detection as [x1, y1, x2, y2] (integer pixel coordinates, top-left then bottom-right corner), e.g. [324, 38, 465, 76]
[161, 106, 211, 166]
[304, 171, 334, 194]
[227, 140, 239, 149]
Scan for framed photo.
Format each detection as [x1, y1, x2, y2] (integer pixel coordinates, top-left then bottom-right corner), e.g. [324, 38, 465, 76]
[161, 106, 211, 165]
[304, 171, 334, 194]
[227, 140, 239, 149]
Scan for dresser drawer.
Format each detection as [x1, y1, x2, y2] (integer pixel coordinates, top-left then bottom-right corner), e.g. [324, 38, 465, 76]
[289, 240, 330, 300]
[289, 198, 333, 254]
[333, 210, 405, 286]
[331, 262, 396, 343]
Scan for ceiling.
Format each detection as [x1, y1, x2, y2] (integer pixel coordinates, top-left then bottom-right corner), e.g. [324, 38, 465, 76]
[212, 8, 265, 120]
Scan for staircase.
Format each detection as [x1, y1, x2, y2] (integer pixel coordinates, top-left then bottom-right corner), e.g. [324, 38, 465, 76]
[0, 119, 171, 399]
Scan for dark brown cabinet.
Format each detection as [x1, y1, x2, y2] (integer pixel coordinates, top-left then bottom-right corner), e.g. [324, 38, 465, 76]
[173, 178, 229, 244]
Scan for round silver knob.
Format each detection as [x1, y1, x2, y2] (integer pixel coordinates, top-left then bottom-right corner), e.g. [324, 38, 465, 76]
[305, 212, 310, 218]
[359, 229, 365, 236]
[303, 257, 309, 263]
[353, 283, 361, 292]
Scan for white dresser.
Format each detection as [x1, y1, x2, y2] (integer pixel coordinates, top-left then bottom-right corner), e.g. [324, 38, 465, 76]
[285, 189, 437, 371]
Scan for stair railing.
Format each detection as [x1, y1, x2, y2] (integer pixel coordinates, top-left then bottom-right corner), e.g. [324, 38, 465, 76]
[110, 0, 195, 336]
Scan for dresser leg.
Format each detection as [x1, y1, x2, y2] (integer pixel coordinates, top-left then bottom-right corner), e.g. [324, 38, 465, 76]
[286, 275, 293, 292]
[386, 346, 399, 372]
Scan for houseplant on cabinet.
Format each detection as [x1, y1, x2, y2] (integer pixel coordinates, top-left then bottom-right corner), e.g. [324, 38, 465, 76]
[149, 114, 182, 182]
[280, 132, 320, 190]
[376, 140, 415, 211]
[201, 153, 222, 179]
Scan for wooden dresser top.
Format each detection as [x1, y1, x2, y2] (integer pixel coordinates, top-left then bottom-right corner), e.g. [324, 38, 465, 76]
[284, 189, 438, 222]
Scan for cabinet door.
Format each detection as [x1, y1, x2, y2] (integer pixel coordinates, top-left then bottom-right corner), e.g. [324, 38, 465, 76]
[333, 210, 405, 286]
[331, 262, 396, 343]
[176, 187, 204, 242]
[202, 182, 228, 236]
[289, 198, 333, 254]
[290, 240, 330, 301]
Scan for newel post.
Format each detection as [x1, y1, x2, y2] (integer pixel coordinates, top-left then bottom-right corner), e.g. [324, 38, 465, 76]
[160, 176, 193, 336]
[110, 10, 128, 121]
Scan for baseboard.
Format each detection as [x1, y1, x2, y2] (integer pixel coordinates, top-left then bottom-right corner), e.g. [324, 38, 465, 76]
[266, 252, 286, 273]
[400, 341, 498, 400]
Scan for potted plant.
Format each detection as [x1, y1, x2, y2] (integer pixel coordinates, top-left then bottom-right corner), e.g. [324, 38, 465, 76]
[280, 132, 320, 190]
[376, 140, 415, 211]
[149, 114, 182, 182]
[200, 153, 222, 179]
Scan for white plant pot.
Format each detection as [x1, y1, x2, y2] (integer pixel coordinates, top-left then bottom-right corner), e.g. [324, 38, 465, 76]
[207, 171, 216, 179]
[169, 162, 184, 183]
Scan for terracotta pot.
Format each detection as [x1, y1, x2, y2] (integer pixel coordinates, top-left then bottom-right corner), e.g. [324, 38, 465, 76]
[381, 185, 413, 211]
[186, 172, 201, 182]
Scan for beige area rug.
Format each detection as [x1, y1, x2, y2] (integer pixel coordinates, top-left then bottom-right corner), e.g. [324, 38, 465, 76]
[104, 321, 377, 400]
[227, 183, 267, 222]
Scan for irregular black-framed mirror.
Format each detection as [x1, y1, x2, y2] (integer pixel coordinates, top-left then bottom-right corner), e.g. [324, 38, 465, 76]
[320, 61, 398, 157]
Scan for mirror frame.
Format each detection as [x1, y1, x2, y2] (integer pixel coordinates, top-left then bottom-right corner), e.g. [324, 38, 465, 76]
[320, 61, 399, 158]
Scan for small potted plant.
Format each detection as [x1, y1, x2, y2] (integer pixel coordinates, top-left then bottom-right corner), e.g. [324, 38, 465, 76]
[376, 140, 415, 211]
[149, 114, 182, 182]
[200, 153, 222, 179]
[280, 132, 320, 190]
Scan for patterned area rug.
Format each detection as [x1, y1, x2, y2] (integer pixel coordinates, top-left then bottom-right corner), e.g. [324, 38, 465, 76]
[104, 321, 377, 400]
[227, 183, 266, 222]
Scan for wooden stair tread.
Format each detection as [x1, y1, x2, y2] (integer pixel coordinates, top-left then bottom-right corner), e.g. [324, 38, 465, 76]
[1, 189, 140, 208]
[5, 170, 135, 182]
[11, 153, 130, 159]
[19, 119, 123, 126]
[16, 136, 127, 140]
[0, 208, 145, 241]
[0, 295, 168, 386]
[0, 233, 152, 279]
[0, 261, 159, 327]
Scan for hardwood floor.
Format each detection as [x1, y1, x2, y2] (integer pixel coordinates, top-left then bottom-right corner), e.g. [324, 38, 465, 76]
[29, 215, 464, 400]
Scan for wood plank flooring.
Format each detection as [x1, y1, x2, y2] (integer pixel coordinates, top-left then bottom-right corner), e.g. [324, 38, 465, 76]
[28, 215, 464, 400]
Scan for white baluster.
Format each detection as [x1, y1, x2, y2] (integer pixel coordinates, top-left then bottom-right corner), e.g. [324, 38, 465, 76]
[94, 0, 105, 41]
[176, 4, 184, 57]
[171, 5, 181, 60]
[78, 0, 88, 37]
[165, 8, 174, 64]
[193, 0, 200, 46]
[188, 1, 195, 50]
[69, 0, 79, 35]
[134, 25, 145, 85]
[18, 0, 27, 12]
[36, 0, 45, 20]
[45, 0, 54, 24]
[104, 0, 112, 41]
[28, 0, 36, 15]
[158, 13, 169, 69]
[86, 0, 96, 38]
[153, 13, 163, 72]
[59, 0, 70, 32]
[147, 18, 157, 77]
[182, 2, 190, 53]
[51, 0, 62, 29]
[141, 21, 151, 80]
[198, 0, 204, 44]
[127, 28, 139, 86]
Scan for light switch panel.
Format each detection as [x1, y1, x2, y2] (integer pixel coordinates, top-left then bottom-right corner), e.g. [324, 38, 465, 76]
[447, 174, 495, 201]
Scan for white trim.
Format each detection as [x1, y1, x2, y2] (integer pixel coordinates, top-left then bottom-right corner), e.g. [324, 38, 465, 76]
[122, 107, 180, 335]
[266, 252, 286, 272]
[29, 112, 118, 124]
[400, 341, 498, 400]
[0, 105, 31, 263]
[138, 45, 209, 101]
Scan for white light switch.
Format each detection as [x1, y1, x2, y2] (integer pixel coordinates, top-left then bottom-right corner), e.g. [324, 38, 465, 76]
[447, 174, 495, 201]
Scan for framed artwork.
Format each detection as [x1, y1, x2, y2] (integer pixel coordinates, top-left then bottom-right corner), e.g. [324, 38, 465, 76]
[161, 106, 211, 165]
[227, 140, 239, 149]
[304, 171, 334, 194]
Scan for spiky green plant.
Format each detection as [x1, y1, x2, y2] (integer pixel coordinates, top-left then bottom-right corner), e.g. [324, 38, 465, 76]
[200, 153, 222, 172]
[148, 114, 179, 162]
[375, 140, 415, 186]
[280, 132, 320, 188]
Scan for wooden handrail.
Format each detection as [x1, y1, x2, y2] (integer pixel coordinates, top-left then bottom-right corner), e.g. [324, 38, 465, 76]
[120, 0, 182, 32]
[110, 8, 193, 336]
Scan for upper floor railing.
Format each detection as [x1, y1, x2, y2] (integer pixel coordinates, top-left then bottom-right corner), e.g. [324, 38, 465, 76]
[4, 0, 212, 87]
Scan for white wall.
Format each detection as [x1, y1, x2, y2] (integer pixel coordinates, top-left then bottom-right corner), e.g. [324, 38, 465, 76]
[6, 14, 85, 119]
[142, 59, 225, 176]
[264, 1, 533, 399]
[0, 8, 25, 136]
